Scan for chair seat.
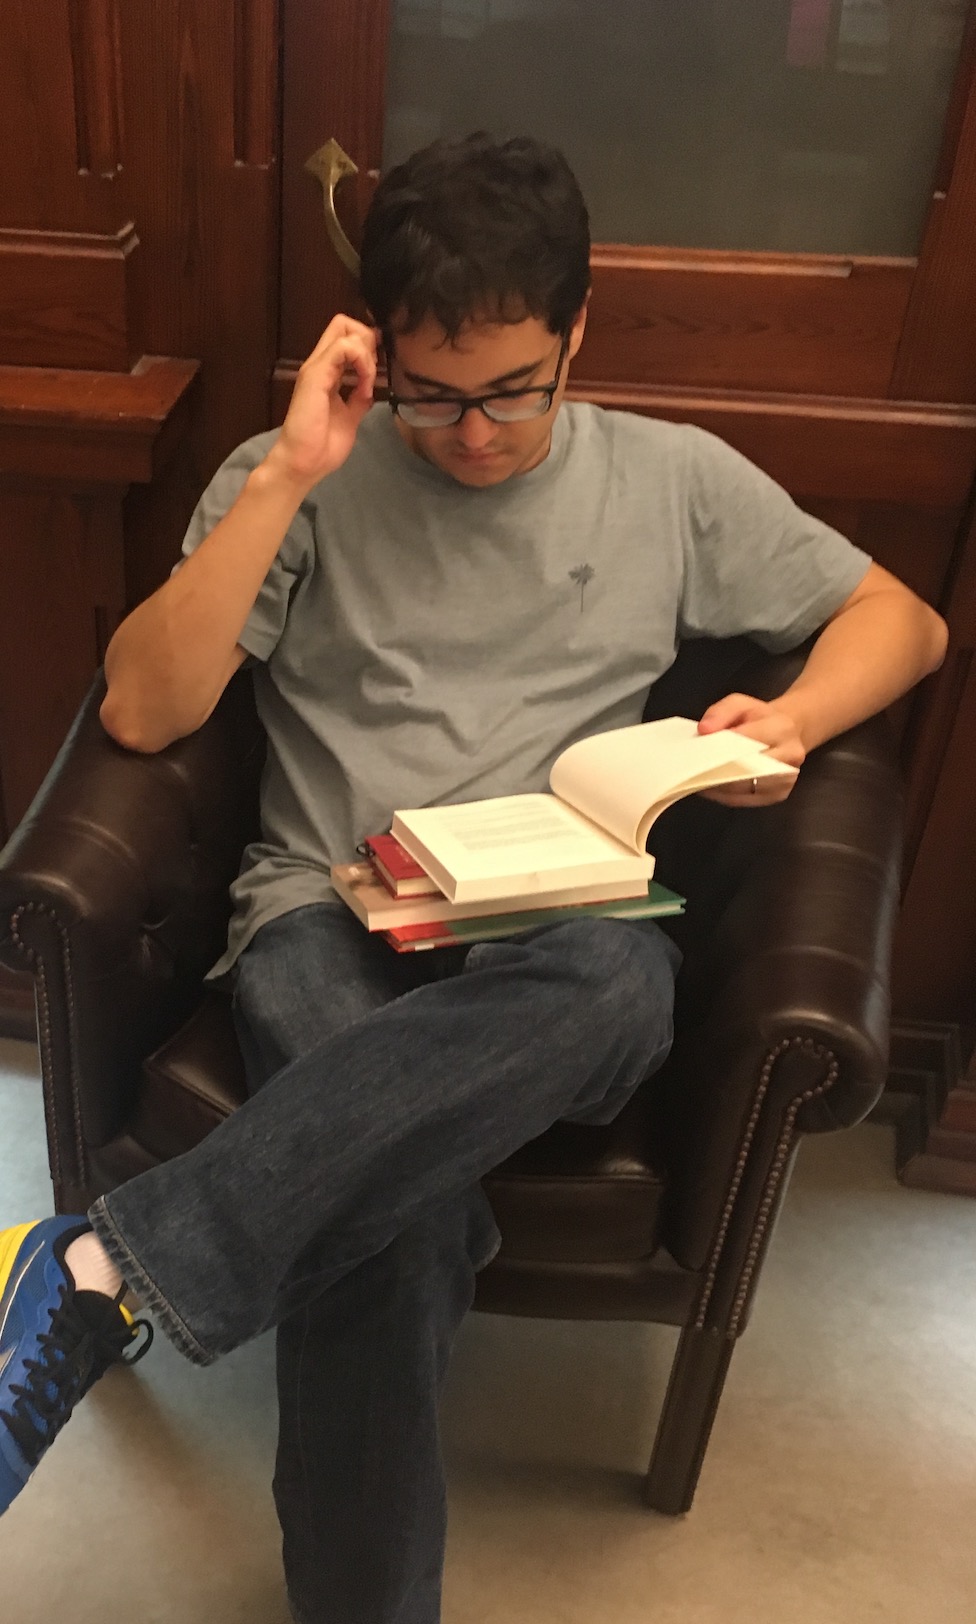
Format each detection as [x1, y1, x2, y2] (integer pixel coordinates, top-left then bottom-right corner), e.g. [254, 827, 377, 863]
[130, 993, 669, 1267]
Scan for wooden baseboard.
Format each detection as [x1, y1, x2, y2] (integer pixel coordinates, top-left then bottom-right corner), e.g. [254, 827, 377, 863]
[879, 1021, 976, 1195]
[0, 963, 36, 1042]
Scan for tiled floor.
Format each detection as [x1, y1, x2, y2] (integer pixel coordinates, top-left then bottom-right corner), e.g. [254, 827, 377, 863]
[2, 1034, 976, 1623]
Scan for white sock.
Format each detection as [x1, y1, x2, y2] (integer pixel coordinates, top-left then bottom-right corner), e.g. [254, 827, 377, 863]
[64, 1232, 124, 1300]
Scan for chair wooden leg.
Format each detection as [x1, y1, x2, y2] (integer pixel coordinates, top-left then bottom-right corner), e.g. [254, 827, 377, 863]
[644, 1323, 735, 1514]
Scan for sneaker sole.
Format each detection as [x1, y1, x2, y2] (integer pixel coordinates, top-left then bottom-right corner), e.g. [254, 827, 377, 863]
[0, 1222, 40, 1301]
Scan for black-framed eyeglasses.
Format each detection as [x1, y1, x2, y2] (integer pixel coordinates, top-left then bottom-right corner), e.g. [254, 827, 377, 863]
[386, 333, 570, 429]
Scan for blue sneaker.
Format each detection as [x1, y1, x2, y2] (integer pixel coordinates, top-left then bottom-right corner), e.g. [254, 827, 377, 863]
[0, 1216, 153, 1514]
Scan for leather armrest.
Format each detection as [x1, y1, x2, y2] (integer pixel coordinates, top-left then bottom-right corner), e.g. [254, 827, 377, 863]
[0, 671, 263, 1171]
[656, 709, 902, 1303]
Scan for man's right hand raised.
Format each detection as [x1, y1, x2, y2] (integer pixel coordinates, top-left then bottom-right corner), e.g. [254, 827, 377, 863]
[263, 315, 379, 495]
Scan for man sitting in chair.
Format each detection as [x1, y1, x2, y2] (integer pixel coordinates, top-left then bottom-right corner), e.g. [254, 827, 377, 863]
[0, 133, 946, 1624]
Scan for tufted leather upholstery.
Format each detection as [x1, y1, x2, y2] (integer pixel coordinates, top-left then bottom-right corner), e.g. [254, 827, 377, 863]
[0, 636, 902, 1511]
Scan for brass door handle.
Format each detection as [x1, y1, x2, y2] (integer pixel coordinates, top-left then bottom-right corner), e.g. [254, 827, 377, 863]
[305, 138, 361, 275]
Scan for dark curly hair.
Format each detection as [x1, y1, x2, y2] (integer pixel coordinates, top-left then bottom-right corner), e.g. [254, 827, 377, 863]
[360, 132, 591, 341]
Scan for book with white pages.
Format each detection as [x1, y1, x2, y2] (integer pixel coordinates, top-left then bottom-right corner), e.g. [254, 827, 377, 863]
[390, 716, 797, 905]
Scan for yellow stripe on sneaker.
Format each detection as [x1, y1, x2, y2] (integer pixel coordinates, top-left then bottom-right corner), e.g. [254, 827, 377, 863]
[0, 1222, 40, 1296]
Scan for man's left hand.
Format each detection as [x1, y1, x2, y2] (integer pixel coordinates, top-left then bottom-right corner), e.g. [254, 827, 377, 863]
[696, 693, 806, 806]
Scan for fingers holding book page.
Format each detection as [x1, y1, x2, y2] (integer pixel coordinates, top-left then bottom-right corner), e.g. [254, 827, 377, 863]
[696, 692, 805, 807]
[391, 715, 797, 905]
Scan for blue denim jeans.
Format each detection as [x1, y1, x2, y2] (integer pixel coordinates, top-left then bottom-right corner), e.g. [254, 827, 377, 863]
[89, 903, 679, 1624]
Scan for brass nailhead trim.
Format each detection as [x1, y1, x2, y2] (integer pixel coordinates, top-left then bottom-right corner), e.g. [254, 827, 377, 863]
[9, 902, 86, 1192]
[695, 1036, 840, 1334]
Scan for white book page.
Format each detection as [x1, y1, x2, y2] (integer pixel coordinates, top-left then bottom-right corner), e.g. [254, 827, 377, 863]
[392, 793, 655, 901]
[549, 718, 796, 852]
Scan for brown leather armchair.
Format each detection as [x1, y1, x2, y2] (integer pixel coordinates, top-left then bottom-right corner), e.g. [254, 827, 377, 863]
[0, 637, 902, 1515]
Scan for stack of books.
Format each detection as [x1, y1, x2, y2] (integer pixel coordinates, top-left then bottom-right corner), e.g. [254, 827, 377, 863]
[331, 716, 795, 952]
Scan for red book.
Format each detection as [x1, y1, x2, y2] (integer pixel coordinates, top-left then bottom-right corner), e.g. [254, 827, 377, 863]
[363, 833, 442, 898]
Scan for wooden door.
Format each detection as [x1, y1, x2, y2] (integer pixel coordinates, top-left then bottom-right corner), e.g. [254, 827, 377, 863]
[275, 1, 976, 1177]
[274, 0, 976, 639]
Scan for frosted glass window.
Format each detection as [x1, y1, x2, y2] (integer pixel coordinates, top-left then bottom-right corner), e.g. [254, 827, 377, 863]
[383, 0, 969, 255]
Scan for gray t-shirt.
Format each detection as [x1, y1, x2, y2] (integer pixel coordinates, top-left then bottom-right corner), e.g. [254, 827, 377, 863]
[180, 402, 870, 976]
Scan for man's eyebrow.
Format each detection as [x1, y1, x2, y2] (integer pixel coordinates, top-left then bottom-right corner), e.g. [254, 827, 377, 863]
[399, 355, 548, 392]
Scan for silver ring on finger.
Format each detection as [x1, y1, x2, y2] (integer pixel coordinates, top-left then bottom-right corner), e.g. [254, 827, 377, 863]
[750, 777, 759, 794]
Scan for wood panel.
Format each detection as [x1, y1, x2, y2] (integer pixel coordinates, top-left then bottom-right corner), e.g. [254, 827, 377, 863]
[118, 0, 282, 485]
[891, 0, 976, 404]
[854, 505, 963, 609]
[895, 494, 976, 1025]
[0, 487, 125, 828]
[270, 370, 976, 517]
[0, 223, 138, 371]
[0, 356, 200, 484]
[583, 250, 915, 398]
[279, 0, 391, 362]
[0, 0, 109, 234]
[0, 3, 281, 478]
[569, 382, 976, 508]
[68, 0, 125, 178]
[233, 0, 278, 167]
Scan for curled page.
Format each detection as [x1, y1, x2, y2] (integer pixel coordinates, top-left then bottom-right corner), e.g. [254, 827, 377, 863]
[549, 718, 796, 852]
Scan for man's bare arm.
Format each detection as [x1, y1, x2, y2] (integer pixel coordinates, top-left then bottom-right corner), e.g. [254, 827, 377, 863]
[698, 562, 948, 805]
[100, 316, 378, 753]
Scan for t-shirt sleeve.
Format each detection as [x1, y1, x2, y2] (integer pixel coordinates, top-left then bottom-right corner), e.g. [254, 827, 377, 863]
[678, 426, 872, 652]
[176, 431, 313, 664]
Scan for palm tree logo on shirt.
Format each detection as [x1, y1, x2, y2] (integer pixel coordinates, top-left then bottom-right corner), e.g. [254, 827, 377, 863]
[569, 563, 595, 612]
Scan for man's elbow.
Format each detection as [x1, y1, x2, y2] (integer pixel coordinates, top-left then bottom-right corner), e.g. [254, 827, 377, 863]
[99, 690, 175, 754]
[921, 603, 949, 677]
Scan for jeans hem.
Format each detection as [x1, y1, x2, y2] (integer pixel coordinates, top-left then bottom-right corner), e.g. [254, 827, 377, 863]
[87, 1197, 217, 1367]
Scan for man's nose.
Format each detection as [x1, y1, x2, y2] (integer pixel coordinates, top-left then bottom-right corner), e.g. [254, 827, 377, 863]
[455, 405, 498, 450]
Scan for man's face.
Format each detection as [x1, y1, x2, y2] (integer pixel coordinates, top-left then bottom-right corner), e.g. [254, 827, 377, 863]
[386, 307, 587, 488]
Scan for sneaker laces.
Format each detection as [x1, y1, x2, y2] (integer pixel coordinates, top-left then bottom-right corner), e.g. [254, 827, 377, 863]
[1, 1284, 153, 1468]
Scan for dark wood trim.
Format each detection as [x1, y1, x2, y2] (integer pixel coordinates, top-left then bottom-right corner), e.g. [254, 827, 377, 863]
[929, 0, 976, 198]
[593, 244, 914, 278]
[0, 356, 200, 484]
[886, 1022, 976, 1196]
[233, 0, 279, 168]
[568, 383, 976, 506]
[584, 254, 915, 397]
[279, 0, 391, 362]
[0, 223, 139, 372]
[894, 489, 976, 1023]
[271, 363, 976, 509]
[67, 0, 124, 178]
[891, 8, 976, 402]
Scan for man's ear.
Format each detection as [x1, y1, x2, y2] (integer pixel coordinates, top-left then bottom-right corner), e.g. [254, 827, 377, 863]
[568, 293, 590, 360]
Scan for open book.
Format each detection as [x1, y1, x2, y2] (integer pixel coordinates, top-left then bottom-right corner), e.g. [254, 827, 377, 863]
[391, 716, 796, 904]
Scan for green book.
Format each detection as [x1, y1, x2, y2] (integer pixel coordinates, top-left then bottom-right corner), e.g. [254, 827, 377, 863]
[380, 883, 685, 953]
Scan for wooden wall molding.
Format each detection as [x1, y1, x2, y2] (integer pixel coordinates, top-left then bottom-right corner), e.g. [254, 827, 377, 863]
[0, 355, 199, 484]
[234, 0, 279, 167]
[68, 0, 125, 178]
[895, 489, 976, 1028]
[593, 244, 915, 279]
[570, 383, 976, 507]
[885, 1022, 976, 1196]
[0, 489, 126, 829]
[0, 222, 139, 371]
[584, 253, 916, 398]
[270, 364, 976, 510]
